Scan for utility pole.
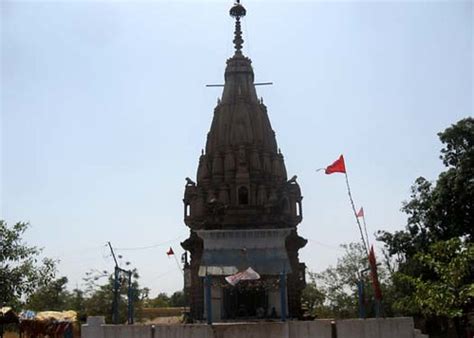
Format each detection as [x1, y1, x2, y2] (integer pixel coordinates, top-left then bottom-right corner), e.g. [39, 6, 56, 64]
[107, 241, 135, 325]
[108, 242, 120, 325]
[127, 270, 134, 324]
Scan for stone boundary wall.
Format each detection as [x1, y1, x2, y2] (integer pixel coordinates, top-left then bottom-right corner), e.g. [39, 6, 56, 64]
[336, 318, 428, 338]
[82, 316, 428, 338]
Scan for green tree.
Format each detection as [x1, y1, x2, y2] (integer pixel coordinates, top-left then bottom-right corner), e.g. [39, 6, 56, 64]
[379, 117, 473, 259]
[301, 273, 325, 316]
[315, 243, 366, 318]
[148, 292, 170, 308]
[83, 269, 144, 323]
[394, 238, 474, 318]
[26, 276, 69, 311]
[169, 291, 186, 307]
[66, 288, 86, 321]
[0, 221, 56, 309]
[313, 242, 389, 318]
[83, 277, 119, 322]
[378, 117, 474, 337]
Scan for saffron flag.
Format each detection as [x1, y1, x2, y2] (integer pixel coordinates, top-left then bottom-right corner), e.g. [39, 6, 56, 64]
[368, 245, 383, 300]
[166, 247, 174, 256]
[225, 267, 260, 286]
[325, 155, 346, 174]
[356, 207, 364, 218]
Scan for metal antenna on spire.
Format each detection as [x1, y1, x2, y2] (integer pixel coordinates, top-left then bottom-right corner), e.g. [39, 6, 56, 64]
[206, 82, 273, 88]
[229, 0, 246, 55]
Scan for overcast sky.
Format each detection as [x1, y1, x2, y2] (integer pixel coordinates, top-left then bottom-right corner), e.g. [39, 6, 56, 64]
[2, 0, 472, 296]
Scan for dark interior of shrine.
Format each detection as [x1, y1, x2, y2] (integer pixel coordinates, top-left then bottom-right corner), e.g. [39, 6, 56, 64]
[222, 286, 269, 319]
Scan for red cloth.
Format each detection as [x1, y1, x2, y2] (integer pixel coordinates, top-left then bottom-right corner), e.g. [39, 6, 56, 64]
[166, 247, 174, 256]
[356, 207, 364, 218]
[368, 245, 383, 300]
[325, 155, 346, 174]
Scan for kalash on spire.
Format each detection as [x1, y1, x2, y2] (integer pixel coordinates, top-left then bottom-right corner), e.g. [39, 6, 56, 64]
[181, 1, 307, 322]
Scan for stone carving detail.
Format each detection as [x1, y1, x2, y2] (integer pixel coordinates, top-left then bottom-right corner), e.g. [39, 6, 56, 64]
[268, 188, 278, 205]
[257, 185, 267, 205]
[237, 146, 246, 166]
[218, 185, 230, 205]
[212, 154, 223, 176]
[262, 153, 272, 174]
[280, 155, 287, 181]
[185, 177, 196, 186]
[197, 155, 209, 182]
[207, 190, 217, 204]
[271, 157, 280, 178]
[250, 148, 261, 171]
[195, 193, 205, 217]
[224, 151, 235, 173]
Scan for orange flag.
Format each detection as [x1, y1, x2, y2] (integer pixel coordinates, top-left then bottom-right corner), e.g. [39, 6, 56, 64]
[166, 247, 174, 256]
[325, 155, 346, 174]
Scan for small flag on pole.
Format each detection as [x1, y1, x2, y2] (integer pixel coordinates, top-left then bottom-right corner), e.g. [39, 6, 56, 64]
[325, 155, 346, 174]
[166, 247, 174, 256]
[356, 207, 364, 218]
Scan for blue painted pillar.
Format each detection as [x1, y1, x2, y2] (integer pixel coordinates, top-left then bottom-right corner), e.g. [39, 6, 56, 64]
[357, 280, 366, 318]
[205, 275, 212, 325]
[279, 271, 287, 322]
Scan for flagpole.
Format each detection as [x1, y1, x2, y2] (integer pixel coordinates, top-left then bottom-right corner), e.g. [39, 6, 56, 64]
[173, 254, 184, 276]
[344, 172, 369, 255]
[362, 214, 370, 249]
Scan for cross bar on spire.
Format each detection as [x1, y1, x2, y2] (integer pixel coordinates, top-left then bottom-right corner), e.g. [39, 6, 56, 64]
[206, 82, 273, 88]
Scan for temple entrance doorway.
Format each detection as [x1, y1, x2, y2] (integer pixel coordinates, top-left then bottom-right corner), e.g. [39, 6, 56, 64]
[222, 285, 268, 319]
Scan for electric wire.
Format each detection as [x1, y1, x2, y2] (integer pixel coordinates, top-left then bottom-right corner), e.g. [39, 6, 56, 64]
[113, 234, 186, 251]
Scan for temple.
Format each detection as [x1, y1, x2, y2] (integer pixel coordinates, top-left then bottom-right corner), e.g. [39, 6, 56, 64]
[181, 1, 307, 321]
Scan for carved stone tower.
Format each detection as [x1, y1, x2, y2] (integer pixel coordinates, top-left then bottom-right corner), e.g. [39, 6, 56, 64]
[181, 1, 307, 321]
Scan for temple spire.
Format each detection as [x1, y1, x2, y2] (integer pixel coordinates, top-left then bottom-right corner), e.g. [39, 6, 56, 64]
[229, 0, 246, 56]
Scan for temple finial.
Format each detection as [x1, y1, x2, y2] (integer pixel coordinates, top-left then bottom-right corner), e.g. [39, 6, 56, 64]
[229, 1, 246, 56]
